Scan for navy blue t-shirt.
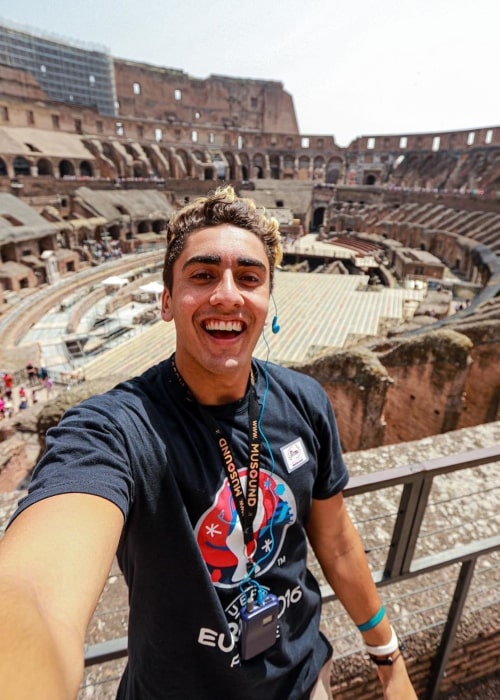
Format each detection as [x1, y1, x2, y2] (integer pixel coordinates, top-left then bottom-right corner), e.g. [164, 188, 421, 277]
[15, 358, 349, 699]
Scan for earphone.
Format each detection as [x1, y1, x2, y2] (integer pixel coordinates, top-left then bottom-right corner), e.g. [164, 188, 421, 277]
[271, 295, 280, 334]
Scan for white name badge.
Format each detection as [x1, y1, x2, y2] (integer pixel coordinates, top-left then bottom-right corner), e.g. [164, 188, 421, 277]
[280, 438, 308, 473]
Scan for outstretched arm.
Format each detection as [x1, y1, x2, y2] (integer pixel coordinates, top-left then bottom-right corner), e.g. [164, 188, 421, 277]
[306, 492, 417, 699]
[0, 493, 124, 700]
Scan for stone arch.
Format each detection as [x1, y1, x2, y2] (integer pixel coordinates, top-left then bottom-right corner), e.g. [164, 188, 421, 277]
[101, 142, 124, 176]
[253, 153, 266, 179]
[326, 157, 342, 184]
[364, 173, 377, 186]
[269, 155, 280, 179]
[37, 158, 53, 176]
[298, 155, 310, 174]
[13, 156, 31, 176]
[137, 221, 150, 233]
[79, 160, 93, 177]
[239, 153, 250, 181]
[223, 151, 236, 180]
[176, 149, 192, 177]
[132, 161, 147, 178]
[312, 207, 326, 231]
[59, 159, 75, 177]
[313, 156, 326, 180]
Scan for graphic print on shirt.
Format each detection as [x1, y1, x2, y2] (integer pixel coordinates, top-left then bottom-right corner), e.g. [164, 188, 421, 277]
[195, 468, 297, 588]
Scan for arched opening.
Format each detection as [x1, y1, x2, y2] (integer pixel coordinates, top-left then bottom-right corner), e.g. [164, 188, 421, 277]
[223, 152, 235, 180]
[253, 154, 265, 180]
[364, 173, 377, 185]
[313, 156, 325, 180]
[298, 156, 310, 175]
[312, 207, 325, 231]
[269, 155, 280, 179]
[13, 157, 31, 176]
[0, 159, 8, 176]
[80, 160, 93, 177]
[59, 160, 75, 177]
[37, 158, 53, 176]
[325, 158, 341, 184]
[152, 219, 166, 234]
[325, 168, 339, 184]
[133, 163, 146, 178]
[238, 153, 250, 182]
[176, 149, 191, 177]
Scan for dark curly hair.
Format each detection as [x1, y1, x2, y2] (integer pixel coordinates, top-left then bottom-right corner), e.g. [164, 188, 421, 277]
[163, 186, 282, 291]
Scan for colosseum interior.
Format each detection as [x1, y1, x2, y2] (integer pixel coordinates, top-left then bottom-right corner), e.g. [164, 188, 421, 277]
[0, 20, 499, 700]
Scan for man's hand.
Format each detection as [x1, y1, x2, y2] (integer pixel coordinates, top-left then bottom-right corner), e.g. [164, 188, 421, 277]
[377, 658, 418, 699]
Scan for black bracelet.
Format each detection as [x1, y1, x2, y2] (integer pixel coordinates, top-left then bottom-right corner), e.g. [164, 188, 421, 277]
[368, 640, 405, 666]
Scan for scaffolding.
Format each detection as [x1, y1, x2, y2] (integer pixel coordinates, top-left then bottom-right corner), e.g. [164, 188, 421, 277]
[0, 18, 116, 116]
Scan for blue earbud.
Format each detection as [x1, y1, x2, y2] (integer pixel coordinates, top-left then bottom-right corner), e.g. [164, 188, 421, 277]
[271, 295, 280, 334]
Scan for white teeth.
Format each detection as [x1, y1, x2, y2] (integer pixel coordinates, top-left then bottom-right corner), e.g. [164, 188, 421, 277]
[205, 320, 243, 332]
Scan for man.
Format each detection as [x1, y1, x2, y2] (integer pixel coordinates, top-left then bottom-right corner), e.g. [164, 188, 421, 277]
[0, 187, 417, 699]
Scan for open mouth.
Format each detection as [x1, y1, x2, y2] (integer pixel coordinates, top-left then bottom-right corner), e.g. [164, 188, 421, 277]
[203, 319, 245, 339]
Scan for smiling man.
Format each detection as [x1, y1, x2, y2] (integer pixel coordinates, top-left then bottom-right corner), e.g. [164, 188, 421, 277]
[0, 187, 417, 699]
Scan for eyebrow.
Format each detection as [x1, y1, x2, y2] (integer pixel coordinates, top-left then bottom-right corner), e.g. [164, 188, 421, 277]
[182, 255, 267, 271]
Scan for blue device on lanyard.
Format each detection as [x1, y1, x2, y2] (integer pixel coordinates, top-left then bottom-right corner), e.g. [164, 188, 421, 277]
[240, 592, 279, 660]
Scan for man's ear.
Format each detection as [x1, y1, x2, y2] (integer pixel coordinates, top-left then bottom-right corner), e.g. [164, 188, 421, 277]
[161, 287, 173, 322]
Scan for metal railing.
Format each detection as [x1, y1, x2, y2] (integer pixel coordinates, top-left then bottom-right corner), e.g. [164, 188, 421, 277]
[83, 444, 500, 699]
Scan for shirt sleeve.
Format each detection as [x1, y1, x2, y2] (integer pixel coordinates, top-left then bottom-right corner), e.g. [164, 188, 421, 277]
[311, 388, 349, 500]
[11, 398, 135, 523]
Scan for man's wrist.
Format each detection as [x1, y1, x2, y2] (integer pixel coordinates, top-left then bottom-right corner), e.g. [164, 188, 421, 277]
[364, 625, 405, 666]
[364, 625, 399, 656]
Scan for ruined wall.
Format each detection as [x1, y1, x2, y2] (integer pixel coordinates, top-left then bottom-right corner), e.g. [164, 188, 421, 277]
[114, 59, 299, 134]
[453, 320, 500, 427]
[374, 330, 473, 444]
[292, 327, 498, 451]
[295, 349, 392, 451]
[0, 65, 48, 102]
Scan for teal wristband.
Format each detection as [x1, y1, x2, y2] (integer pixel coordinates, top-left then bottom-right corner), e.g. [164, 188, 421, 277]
[357, 605, 386, 632]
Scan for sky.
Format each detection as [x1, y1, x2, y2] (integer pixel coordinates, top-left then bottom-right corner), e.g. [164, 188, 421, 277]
[2, 0, 499, 147]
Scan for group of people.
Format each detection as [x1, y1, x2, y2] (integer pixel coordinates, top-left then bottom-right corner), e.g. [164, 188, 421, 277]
[0, 366, 53, 419]
[0, 187, 417, 699]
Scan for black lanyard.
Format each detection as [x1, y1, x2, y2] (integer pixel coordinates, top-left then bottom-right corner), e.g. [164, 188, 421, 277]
[171, 358, 261, 559]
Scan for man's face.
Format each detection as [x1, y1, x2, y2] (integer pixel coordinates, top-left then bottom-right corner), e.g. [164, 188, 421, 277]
[161, 224, 271, 388]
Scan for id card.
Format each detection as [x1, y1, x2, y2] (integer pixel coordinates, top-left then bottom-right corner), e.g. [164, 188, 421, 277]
[240, 593, 279, 660]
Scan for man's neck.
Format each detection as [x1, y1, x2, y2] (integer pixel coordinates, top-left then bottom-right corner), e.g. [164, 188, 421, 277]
[173, 357, 251, 406]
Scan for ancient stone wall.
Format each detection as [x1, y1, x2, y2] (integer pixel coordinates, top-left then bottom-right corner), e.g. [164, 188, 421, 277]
[453, 320, 500, 427]
[114, 59, 299, 134]
[292, 327, 497, 450]
[294, 348, 391, 451]
[374, 330, 473, 443]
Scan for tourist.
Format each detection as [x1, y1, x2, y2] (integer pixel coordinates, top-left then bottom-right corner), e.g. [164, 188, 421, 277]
[43, 375, 54, 397]
[26, 362, 38, 386]
[3, 372, 12, 400]
[4, 397, 13, 419]
[0, 187, 417, 699]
